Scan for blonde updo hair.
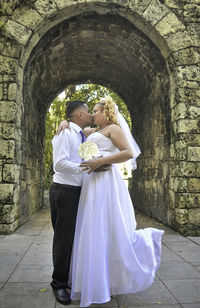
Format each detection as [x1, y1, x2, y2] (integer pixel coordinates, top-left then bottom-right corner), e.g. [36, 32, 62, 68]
[98, 96, 120, 126]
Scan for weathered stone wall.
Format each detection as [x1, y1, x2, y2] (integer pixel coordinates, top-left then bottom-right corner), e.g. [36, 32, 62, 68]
[0, 0, 199, 235]
[130, 65, 171, 226]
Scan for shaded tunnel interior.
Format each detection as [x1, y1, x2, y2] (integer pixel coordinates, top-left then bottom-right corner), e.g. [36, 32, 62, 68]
[22, 12, 171, 225]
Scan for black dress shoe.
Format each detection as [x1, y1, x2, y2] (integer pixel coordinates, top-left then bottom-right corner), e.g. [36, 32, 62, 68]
[52, 288, 71, 305]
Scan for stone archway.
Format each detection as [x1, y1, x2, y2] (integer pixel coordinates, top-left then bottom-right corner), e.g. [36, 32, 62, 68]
[0, 0, 199, 235]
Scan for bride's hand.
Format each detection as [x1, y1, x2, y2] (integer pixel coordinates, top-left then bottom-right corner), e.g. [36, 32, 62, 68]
[56, 120, 70, 135]
[80, 157, 104, 174]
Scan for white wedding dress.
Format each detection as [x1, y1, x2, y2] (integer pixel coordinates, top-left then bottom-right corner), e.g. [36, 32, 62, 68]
[70, 132, 164, 307]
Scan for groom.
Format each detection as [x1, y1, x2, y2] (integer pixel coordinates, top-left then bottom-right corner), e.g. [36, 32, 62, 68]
[50, 100, 92, 305]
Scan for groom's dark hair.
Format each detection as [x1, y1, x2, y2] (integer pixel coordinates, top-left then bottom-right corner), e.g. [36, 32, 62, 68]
[66, 100, 86, 118]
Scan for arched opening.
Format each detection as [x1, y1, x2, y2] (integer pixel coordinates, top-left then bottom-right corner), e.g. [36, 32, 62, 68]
[22, 12, 170, 226]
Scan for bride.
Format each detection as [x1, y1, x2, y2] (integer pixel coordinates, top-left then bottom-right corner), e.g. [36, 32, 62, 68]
[60, 97, 164, 307]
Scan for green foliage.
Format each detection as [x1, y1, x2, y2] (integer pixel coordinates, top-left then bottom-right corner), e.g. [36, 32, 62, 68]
[68, 84, 131, 128]
[44, 97, 67, 189]
[44, 84, 131, 189]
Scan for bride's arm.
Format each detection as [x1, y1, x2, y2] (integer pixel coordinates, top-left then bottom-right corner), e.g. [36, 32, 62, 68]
[56, 120, 70, 135]
[83, 127, 98, 137]
[80, 125, 133, 172]
[56, 121, 98, 136]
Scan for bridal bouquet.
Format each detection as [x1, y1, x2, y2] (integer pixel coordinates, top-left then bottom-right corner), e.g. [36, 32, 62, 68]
[78, 141, 99, 161]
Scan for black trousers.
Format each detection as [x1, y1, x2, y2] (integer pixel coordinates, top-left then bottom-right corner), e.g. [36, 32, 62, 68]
[49, 182, 81, 289]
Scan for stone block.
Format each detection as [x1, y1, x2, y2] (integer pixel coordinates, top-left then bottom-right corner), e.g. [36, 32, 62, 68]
[165, 31, 192, 52]
[26, 169, 34, 185]
[144, 181, 152, 190]
[175, 88, 200, 107]
[143, 0, 169, 26]
[0, 101, 16, 122]
[0, 55, 18, 75]
[3, 164, 19, 183]
[2, 75, 16, 83]
[175, 133, 200, 147]
[170, 177, 188, 193]
[0, 123, 15, 139]
[171, 162, 198, 177]
[188, 146, 200, 162]
[172, 103, 187, 121]
[174, 141, 187, 160]
[0, 184, 14, 203]
[0, 139, 15, 159]
[189, 208, 200, 225]
[155, 12, 185, 37]
[8, 83, 17, 101]
[11, 8, 44, 30]
[0, 36, 21, 58]
[0, 83, 2, 100]
[169, 188, 175, 208]
[177, 80, 199, 89]
[175, 193, 200, 209]
[0, 219, 18, 234]
[170, 47, 200, 66]
[34, 0, 58, 18]
[0, 204, 18, 224]
[188, 178, 200, 193]
[184, 3, 200, 22]
[188, 106, 200, 118]
[128, 0, 152, 15]
[175, 119, 199, 133]
[55, 0, 78, 9]
[175, 209, 189, 225]
[13, 184, 20, 205]
[5, 19, 32, 45]
[165, 0, 180, 9]
[0, 1, 13, 15]
[175, 66, 200, 82]
[0, 159, 2, 182]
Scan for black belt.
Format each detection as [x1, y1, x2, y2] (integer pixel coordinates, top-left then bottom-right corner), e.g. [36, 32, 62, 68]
[52, 182, 81, 191]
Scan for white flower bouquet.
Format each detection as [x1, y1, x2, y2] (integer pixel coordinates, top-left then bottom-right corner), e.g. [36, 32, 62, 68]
[78, 141, 99, 161]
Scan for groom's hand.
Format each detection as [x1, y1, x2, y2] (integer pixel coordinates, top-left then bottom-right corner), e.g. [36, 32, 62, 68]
[94, 164, 111, 172]
[80, 164, 111, 173]
[80, 158, 111, 174]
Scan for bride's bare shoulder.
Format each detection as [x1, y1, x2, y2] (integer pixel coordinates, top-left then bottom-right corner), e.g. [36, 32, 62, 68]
[108, 124, 121, 132]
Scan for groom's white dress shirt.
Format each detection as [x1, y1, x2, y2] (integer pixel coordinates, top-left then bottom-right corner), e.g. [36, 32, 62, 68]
[52, 122, 83, 186]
